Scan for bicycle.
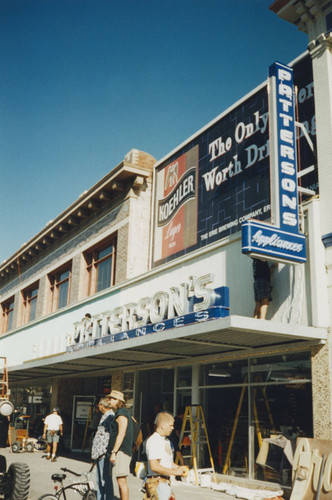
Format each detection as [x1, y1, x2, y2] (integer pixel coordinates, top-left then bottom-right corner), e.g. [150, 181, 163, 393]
[37, 466, 97, 500]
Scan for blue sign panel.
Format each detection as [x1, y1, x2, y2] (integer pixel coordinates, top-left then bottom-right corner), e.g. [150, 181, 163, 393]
[242, 220, 306, 263]
[67, 304, 230, 353]
[269, 62, 299, 233]
[241, 61, 308, 264]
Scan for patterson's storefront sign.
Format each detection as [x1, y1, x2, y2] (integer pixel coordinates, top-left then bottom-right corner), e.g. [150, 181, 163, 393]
[242, 61, 307, 264]
[66, 274, 229, 352]
[152, 54, 315, 267]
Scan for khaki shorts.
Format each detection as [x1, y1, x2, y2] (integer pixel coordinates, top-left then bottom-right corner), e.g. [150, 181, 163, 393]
[112, 450, 131, 477]
[46, 430, 60, 443]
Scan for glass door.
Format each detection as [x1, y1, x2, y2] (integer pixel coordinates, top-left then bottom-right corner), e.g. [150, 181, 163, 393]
[70, 395, 95, 452]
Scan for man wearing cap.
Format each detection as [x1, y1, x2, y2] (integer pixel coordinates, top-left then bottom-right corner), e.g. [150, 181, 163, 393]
[42, 407, 63, 461]
[108, 390, 133, 500]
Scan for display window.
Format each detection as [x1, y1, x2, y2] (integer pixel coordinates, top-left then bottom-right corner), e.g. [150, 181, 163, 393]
[199, 352, 312, 487]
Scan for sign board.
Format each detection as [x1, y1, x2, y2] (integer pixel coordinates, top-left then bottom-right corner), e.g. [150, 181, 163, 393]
[66, 276, 230, 352]
[242, 220, 306, 263]
[242, 61, 308, 264]
[152, 54, 315, 268]
[75, 401, 92, 420]
[291, 438, 332, 500]
[269, 61, 299, 232]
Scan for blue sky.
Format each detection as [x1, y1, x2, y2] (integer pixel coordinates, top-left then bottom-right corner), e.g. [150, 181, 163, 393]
[0, 0, 308, 264]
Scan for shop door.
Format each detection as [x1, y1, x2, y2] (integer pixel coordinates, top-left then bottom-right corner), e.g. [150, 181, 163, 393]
[70, 395, 95, 452]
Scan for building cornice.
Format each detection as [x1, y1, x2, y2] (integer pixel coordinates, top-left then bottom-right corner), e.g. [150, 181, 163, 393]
[0, 149, 155, 282]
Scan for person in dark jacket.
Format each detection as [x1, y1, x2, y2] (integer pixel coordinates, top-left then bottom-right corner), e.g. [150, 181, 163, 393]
[253, 258, 277, 319]
[108, 390, 133, 500]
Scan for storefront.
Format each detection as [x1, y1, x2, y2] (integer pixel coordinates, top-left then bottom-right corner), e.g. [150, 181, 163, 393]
[1, 8, 332, 490]
[5, 302, 324, 489]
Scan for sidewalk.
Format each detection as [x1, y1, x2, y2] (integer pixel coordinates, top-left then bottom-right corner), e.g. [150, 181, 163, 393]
[2, 447, 286, 500]
[2, 447, 236, 500]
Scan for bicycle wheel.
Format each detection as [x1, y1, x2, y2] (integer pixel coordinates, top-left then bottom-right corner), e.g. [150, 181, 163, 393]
[36, 495, 58, 500]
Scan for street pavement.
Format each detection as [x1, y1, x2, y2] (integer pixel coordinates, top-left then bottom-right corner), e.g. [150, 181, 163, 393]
[2, 447, 236, 500]
[2, 447, 286, 500]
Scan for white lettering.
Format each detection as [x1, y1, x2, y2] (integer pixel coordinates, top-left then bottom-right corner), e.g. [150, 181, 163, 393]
[67, 274, 222, 348]
[153, 322, 165, 332]
[202, 155, 242, 191]
[150, 291, 168, 323]
[280, 129, 294, 145]
[135, 327, 146, 336]
[260, 112, 269, 134]
[281, 178, 296, 192]
[195, 310, 210, 322]
[173, 316, 185, 327]
[278, 68, 292, 81]
[158, 171, 195, 224]
[282, 212, 297, 226]
[282, 193, 297, 209]
[208, 136, 232, 161]
[281, 161, 295, 176]
[278, 83, 292, 100]
[279, 113, 293, 127]
[280, 145, 295, 160]
[279, 98, 292, 112]
[251, 229, 303, 252]
[194, 274, 215, 312]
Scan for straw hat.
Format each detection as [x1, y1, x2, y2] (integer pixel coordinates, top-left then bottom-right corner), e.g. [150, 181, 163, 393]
[108, 390, 126, 403]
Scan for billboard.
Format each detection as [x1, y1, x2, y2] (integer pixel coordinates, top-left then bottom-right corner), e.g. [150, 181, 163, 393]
[154, 145, 198, 261]
[152, 53, 316, 268]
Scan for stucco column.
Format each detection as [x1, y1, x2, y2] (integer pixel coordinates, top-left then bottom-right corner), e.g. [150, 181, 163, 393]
[308, 19, 332, 440]
[312, 342, 332, 439]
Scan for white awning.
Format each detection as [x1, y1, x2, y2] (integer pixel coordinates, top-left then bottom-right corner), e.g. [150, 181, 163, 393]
[7, 315, 327, 383]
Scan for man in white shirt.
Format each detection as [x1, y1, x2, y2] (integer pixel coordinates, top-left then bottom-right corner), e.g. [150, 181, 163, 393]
[42, 407, 63, 462]
[145, 412, 186, 500]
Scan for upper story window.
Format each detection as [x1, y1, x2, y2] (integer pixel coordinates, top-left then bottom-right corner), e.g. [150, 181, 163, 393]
[48, 263, 72, 312]
[22, 282, 39, 323]
[84, 236, 116, 296]
[1, 297, 15, 334]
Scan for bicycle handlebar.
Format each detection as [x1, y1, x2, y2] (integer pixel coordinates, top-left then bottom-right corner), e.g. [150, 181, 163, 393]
[60, 467, 81, 477]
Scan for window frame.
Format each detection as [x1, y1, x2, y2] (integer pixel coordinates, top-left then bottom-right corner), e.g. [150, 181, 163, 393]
[48, 262, 72, 312]
[22, 281, 39, 324]
[84, 235, 116, 296]
[1, 297, 15, 334]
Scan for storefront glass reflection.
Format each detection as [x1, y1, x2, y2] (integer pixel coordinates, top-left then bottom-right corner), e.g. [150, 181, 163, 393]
[199, 352, 312, 486]
[10, 384, 51, 438]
